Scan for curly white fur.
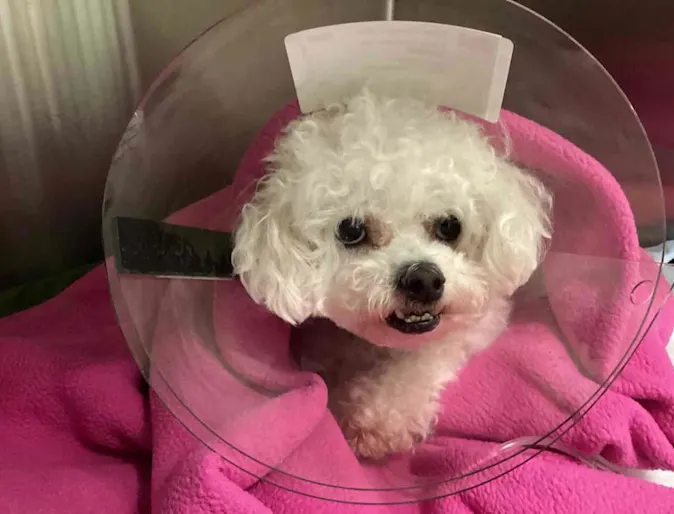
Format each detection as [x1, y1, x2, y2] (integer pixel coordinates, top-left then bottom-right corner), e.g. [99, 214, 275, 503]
[232, 89, 552, 459]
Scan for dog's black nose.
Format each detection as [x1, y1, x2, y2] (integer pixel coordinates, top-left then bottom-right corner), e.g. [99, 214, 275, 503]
[396, 262, 445, 303]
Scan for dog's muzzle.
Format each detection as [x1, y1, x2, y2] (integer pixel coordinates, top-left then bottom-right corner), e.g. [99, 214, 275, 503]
[386, 262, 445, 335]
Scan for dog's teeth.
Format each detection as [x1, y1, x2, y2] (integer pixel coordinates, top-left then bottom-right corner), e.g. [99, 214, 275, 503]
[393, 311, 437, 324]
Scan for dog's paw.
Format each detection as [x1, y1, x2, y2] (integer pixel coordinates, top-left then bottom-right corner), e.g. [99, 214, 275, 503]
[341, 405, 438, 460]
[345, 423, 428, 460]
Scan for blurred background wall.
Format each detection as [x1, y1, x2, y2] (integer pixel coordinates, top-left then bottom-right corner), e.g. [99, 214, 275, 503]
[522, 0, 674, 190]
[0, 0, 673, 291]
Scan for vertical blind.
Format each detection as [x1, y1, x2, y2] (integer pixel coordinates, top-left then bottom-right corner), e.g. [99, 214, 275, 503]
[0, 0, 140, 287]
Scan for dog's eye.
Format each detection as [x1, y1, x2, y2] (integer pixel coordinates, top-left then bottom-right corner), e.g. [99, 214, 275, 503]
[434, 216, 462, 243]
[336, 218, 367, 246]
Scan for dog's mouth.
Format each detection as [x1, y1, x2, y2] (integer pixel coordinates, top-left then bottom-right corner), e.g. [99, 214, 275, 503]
[385, 307, 442, 335]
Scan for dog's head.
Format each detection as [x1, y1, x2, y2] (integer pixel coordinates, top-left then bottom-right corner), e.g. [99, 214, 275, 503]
[232, 91, 552, 348]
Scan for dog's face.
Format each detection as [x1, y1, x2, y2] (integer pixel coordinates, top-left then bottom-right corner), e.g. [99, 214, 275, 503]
[233, 92, 552, 349]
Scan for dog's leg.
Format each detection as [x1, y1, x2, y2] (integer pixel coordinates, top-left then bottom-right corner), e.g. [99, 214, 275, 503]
[291, 319, 448, 459]
[334, 303, 510, 460]
[295, 305, 509, 460]
[334, 344, 456, 460]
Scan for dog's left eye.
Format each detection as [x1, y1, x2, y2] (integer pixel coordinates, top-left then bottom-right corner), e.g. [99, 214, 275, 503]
[336, 217, 367, 246]
[434, 215, 462, 243]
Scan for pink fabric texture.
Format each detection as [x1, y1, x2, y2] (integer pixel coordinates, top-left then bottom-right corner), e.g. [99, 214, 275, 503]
[2, 103, 674, 512]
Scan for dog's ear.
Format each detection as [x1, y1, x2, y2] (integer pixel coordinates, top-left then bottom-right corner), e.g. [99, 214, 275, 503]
[482, 163, 552, 296]
[232, 176, 316, 325]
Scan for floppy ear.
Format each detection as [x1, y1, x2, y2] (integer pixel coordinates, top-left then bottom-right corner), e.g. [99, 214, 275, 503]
[482, 162, 552, 296]
[232, 175, 317, 325]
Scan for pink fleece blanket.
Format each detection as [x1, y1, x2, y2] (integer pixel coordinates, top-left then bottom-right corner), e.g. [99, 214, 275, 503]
[2, 103, 674, 513]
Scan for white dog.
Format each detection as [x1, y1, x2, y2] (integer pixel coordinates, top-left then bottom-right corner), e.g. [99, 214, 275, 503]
[232, 89, 552, 460]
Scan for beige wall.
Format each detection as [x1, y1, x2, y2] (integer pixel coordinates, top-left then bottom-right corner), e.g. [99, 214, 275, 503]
[129, 0, 252, 91]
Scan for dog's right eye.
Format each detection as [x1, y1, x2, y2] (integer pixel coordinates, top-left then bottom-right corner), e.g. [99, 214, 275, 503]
[336, 218, 367, 247]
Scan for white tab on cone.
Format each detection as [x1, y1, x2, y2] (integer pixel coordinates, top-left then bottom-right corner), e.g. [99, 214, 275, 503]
[285, 21, 513, 123]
